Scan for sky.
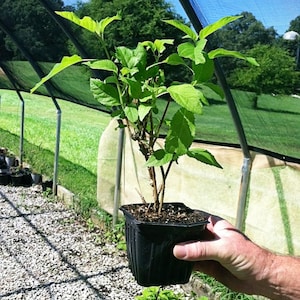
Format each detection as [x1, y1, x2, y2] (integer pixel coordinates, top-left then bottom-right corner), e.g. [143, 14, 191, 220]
[63, 0, 299, 35]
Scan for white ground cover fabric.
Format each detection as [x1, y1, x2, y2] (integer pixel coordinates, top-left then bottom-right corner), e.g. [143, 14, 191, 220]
[98, 119, 300, 256]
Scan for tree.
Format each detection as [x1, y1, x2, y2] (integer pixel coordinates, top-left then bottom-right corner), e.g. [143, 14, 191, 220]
[209, 12, 277, 77]
[0, 0, 69, 61]
[74, 0, 187, 58]
[228, 44, 300, 96]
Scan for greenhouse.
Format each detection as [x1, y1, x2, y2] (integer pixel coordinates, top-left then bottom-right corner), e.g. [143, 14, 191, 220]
[0, 0, 300, 298]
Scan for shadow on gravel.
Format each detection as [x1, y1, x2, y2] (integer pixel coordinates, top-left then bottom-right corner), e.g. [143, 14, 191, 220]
[0, 190, 127, 299]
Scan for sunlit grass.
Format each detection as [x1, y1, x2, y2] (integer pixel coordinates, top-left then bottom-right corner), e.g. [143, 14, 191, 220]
[0, 89, 110, 175]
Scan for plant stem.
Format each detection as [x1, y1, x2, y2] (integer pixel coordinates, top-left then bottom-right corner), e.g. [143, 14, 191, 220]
[148, 166, 159, 210]
[153, 97, 171, 145]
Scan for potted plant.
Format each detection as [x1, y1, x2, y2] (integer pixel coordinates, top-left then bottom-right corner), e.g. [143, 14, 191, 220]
[31, 12, 258, 286]
[0, 149, 10, 185]
[10, 166, 32, 187]
[5, 151, 16, 168]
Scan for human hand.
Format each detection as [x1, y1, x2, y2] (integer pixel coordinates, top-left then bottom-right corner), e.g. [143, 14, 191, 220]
[173, 215, 271, 295]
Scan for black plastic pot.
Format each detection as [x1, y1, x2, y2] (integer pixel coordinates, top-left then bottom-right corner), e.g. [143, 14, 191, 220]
[0, 173, 10, 185]
[11, 173, 32, 187]
[120, 202, 209, 287]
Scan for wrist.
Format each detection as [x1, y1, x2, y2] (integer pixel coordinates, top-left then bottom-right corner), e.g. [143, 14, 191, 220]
[258, 252, 300, 299]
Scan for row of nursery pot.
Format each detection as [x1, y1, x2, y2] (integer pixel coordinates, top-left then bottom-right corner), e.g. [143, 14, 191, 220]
[31, 12, 258, 286]
[0, 148, 42, 187]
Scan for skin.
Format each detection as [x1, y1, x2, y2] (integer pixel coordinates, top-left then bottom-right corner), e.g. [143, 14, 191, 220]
[173, 215, 300, 300]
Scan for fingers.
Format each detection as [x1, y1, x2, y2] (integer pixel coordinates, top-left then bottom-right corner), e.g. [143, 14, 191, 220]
[173, 216, 237, 262]
[173, 240, 220, 261]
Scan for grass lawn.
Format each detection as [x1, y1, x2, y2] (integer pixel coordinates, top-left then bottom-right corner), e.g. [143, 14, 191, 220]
[0, 89, 110, 175]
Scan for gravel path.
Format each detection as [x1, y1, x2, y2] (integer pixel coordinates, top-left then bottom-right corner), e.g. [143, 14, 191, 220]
[0, 185, 190, 299]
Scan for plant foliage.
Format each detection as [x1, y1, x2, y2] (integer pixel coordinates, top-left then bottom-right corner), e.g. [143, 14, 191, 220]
[31, 12, 258, 214]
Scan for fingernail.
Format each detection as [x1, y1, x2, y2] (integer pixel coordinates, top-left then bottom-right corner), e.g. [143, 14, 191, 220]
[173, 244, 187, 259]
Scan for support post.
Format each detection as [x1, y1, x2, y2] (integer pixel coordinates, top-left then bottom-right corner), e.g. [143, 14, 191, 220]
[235, 157, 252, 230]
[113, 127, 124, 226]
[51, 98, 62, 196]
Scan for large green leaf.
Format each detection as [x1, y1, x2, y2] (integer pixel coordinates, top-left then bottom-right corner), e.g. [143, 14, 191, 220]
[55, 11, 98, 33]
[98, 14, 121, 35]
[90, 78, 120, 107]
[84, 59, 118, 73]
[187, 149, 222, 168]
[194, 39, 207, 65]
[31, 55, 83, 93]
[116, 44, 146, 70]
[123, 78, 142, 99]
[167, 84, 203, 114]
[164, 53, 185, 65]
[208, 49, 259, 66]
[199, 15, 242, 39]
[138, 104, 152, 121]
[163, 20, 198, 41]
[178, 42, 195, 61]
[146, 149, 173, 167]
[165, 108, 195, 155]
[154, 39, 174, 54]
[55, 11, 121, 36]
[124, 106, 138, 123]
[192, 56, 214, 83]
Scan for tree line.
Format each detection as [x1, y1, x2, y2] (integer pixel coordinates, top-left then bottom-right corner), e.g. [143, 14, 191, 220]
[0, 0, 299, 95]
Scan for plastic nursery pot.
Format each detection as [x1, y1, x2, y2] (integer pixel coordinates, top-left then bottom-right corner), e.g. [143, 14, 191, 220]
[120, 202, 209, 287]
[0, 173, 11, 185]
[11, 173, 32, 187]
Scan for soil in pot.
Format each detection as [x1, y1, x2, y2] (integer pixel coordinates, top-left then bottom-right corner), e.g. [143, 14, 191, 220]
[120, 202, 209, 287]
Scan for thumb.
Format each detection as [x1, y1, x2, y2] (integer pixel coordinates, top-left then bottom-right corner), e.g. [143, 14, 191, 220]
[173, 240, 220, 262]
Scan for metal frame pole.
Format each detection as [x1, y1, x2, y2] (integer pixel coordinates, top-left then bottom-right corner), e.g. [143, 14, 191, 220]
[113, 126, 125, 226]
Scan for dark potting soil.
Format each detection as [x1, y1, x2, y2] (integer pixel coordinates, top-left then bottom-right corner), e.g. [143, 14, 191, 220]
[122, 203, 209, 224]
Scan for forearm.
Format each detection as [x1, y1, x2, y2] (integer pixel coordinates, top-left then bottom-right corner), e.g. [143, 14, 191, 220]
[258, 253, 300, 300]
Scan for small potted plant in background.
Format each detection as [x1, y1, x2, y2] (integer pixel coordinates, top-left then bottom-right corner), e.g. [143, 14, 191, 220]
[10, 166, 32, 187]
[4, 150, 16, 168]
[31, 12, 258, 286]
[0, 147, 10, 185]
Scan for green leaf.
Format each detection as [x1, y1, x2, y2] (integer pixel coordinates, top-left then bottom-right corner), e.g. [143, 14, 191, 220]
[31, 55, 83, 93]
[164, 53, 185, 65]
[178, 42, 195, 61]
[55, 11, 97, 33]
[154, 39, 174, 53]
[208, 49, 259, 66]
[116, 44, 146, 70]
[141, 41, 156, 53]
[123, 78, 142, 99]
[192, 56, 214, 83]
[167, 84, 203, 114]
[165, 108, 195, 155]
[202, 82, 224, 99]
[163, 19, 198, 41]
[98, 14, 121, 35]
[146, 149, 173, 167]
[90, 78, 120, 106]
[187, 149, 222, 168]
[124, 106, 138, 123]
[84, 59, 118, 73]
[138, 104, 152, 121]
[194, 39, 207, 64]
[199, 15, 243, 39]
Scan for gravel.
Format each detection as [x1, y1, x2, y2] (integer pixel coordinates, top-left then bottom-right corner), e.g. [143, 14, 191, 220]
[0, 185, 193, 299]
